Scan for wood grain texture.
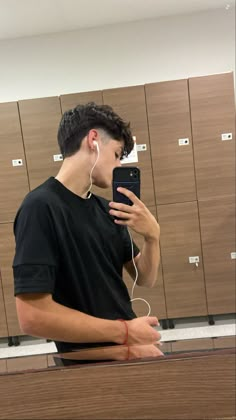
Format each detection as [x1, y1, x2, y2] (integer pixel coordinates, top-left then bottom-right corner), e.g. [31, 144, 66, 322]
[47, 354, 56, 367]
[189, 72, 235, 200]
[171, 338, 214, 352]
[102, 85, 156, 206]
[198, 196, 236, 314]
[123, 206, 167, 320]
[0, 359, 7, 373]
[157, 201, 207, 318]
[213, 336, 236, 349]
[60, 90, 103, 113]
[7, 355, 48, 372]
[0, 102, 29, 222]
[0, 270, 8, 337]
[18, 97, 62, 190]
[0, 351, 235, 419]
[0, 223, 21, 336]
[145, 79, 196, 205]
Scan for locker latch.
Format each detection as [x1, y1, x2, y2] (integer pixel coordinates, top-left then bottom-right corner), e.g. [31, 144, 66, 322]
[189, 256, 200, 267]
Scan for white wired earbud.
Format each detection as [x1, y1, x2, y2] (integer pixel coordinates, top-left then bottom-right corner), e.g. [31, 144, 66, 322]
[86, 140, 100, 199]
[93, 140, 99, 152]
[127, 228, 151, 316]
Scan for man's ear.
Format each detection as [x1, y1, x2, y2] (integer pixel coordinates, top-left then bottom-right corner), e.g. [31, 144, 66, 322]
[87, 129, 99, 151]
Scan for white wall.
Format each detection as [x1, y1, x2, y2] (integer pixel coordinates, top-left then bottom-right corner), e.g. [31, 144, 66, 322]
[0, 8, 235, 103]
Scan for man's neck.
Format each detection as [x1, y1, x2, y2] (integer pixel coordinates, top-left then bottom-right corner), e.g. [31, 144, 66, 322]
[55, 156, 91, 199]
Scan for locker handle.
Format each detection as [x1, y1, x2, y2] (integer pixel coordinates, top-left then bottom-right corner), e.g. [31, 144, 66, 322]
[189, 256, 199, 267]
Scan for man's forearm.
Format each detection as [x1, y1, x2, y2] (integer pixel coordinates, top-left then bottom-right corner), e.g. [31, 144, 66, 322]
[136, 237, 160, 287]
[16, 295, 125, 345]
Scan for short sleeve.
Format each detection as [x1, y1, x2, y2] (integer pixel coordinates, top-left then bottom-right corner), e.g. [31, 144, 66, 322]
[122, 227, 140, 263]
[13, 198, 59, 296]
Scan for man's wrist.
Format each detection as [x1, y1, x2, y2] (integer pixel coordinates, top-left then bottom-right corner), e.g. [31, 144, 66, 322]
[113, 320, 129, 345]
[144, 234, 160, 243]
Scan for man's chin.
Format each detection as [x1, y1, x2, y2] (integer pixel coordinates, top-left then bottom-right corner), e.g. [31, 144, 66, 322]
[93, 180, 111, 189]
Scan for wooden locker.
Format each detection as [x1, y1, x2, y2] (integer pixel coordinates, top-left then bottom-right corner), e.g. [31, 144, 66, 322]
[18, 97, 62, 190]
[171, 338, 214, 353]
[189, 72, 235, 200]
[0, 359, 7, 373]
[157, 201, 207, 319]
[60, 90, 103, 113]
[102, 85, 155, 207]
[145, 79, 196, 205]
[0, 223, 22, 337]
[7, 355, 48, 372]
[198, 196, 236, 315]
[0, 102, 29, 223]
[0, 270, 8, 338]
[123, 206, 167, 320]
[213, 336, 236, 349]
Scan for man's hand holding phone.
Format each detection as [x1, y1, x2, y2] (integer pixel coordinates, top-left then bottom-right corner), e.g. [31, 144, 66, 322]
[109, 187, 160, 241]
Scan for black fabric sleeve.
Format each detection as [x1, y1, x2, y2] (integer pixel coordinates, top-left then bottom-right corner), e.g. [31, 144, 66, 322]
[14, 265, 57, 296]
[13, 198, 59, 296]
[122, 227, 140, 263]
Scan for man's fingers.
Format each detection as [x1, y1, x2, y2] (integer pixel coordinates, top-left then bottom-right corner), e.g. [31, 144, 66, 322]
[117, 187, 141, 205]
[109, 201, 133, 213]
[146, 316, 160, 327]
[109, 210, 130, 219]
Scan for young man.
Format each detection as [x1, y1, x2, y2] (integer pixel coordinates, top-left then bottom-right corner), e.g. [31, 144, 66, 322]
[13, 103, 163, 362]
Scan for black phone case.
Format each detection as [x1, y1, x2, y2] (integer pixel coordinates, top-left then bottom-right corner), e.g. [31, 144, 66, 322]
[112, 167, 141, 205]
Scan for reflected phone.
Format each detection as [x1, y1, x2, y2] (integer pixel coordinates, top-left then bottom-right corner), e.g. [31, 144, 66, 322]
[112, 167, 141, 206]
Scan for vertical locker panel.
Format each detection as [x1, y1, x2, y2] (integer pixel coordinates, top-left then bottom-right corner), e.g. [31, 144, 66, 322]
[7, 355, 48, 372]
[0, 102, 29, 223]
[199, 196, 236, 315]
[0, 223, 22, 336]
[0, 359, 7, 373]
[18, 97, 62, 190]
[60, 90, 103, 113]
[157, 201, 207, 318]
[103, 86, 155, 207]
[189, 72, 235, 200]
[145, 80, 196, 205]
[0, 270, 8, 337]
[123, 207, 167, 320]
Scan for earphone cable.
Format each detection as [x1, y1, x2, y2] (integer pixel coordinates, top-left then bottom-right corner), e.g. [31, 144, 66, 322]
[86, 143, 100, 198]
[127, 228, 151, 316]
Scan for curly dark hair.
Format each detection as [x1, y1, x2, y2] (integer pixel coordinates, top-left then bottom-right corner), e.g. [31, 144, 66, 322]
[58, 102, 134, 159]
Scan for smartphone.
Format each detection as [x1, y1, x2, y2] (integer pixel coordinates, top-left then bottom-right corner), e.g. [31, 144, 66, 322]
[112, 167, 141, 205]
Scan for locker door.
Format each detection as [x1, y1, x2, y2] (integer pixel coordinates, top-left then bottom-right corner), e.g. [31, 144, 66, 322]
[7, 355, 48, 372]
[103, 86, 155, 207]
[0, 270, 8, 338]
[199, 196, 236, 315]
[0, 224, 22, 336]
[0, 102, 29, 223]
[123, 207, 167, 320]
[60, 90, 103, 113]
[145, 79, 196, 205]
[189, 72, 235, 200]
[18, 97, 62, 190]
[157, 201, 207, 318]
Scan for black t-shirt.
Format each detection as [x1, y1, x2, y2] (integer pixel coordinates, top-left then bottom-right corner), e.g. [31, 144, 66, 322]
[13, 177, 139, 352]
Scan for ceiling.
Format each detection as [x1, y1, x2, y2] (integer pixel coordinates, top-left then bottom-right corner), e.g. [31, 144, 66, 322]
[0, 0, 235, 41]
